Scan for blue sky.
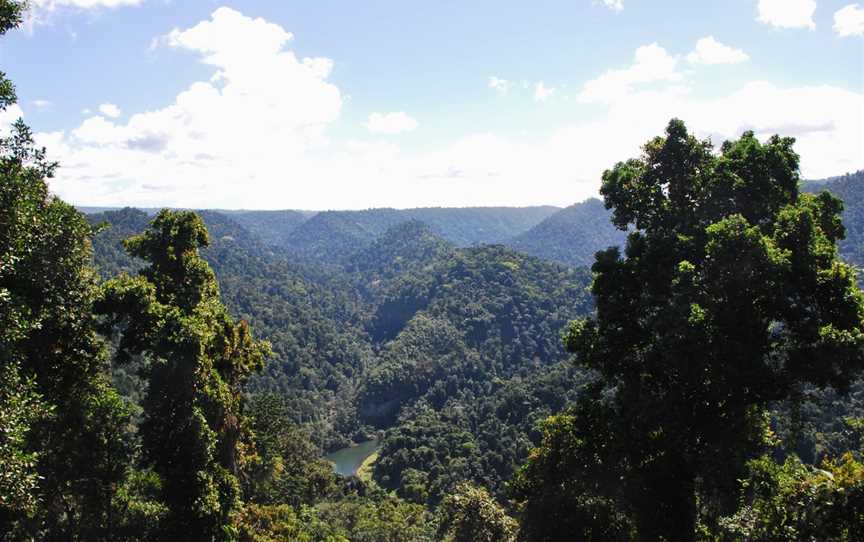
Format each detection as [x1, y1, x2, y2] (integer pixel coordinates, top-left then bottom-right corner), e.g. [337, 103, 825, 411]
[1, 0, 862, 209]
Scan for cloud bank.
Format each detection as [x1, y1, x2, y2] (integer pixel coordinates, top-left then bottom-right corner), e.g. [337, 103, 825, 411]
[18, 10, 864, 210]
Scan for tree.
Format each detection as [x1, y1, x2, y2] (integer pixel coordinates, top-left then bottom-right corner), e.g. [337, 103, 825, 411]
[96, 210, 271, 540]
[510, 407, 636, 542]
[1, 2, 137, 539]
[436, 483, 518, 542]
[517, 120, 864, 541]
[719, 453, 864, 541]
[243, 393, 337, 508]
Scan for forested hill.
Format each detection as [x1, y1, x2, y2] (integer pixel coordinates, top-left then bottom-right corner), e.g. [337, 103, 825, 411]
[218, 209, 316, 247]
[508, 198, 627, 267]
[276, 206, 560, 263]
[83, 169, 864, 519]
[88, 207, 595, 487]
[803, 169, 864, 269]
[81, 171, 863, 274]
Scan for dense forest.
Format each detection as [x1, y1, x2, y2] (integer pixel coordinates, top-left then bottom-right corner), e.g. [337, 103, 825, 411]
[3, 0, 864, 539]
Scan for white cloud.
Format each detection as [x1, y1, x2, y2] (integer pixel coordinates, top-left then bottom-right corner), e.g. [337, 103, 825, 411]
[365, 112, 419, 134]
[534, 82, 556, 102]
[98, 103, 121, 118]
[32, 99, 53, 110]
[601, 0, 623, 11]
[488, 76, 512, 95]
[757, 0, 817, 29]
[41, 7, 345, 208]
[834, 4, 864, 36]
[687, 36, 749, 65]
[26, 0, 143, 27]
[35, 16, 863, 210]
[578, 43, 682, 104]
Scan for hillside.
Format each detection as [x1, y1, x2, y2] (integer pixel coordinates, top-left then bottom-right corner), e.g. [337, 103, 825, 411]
[400, 206, 560, 247]
[85, 171, 864, 513]
[802, 170, 864, 269]
[508, 198, 627, 268]
[218, 209, 316, 247]
[275, 206, 560, 263]
[89, 209, 595, 466]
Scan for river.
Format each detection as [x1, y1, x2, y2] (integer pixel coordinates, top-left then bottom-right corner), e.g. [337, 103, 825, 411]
[325, 439, 379, 477]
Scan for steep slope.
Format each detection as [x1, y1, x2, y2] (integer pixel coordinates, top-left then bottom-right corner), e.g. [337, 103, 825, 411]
[355, 246, 593, 502]
[360, 245, 593, 425]
[508, 198, 627, 268]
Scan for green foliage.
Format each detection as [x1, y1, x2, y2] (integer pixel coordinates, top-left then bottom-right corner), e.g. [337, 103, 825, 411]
[219, 209, 314, 248]
[95, 210, 271, 540]
[802, 170, 864, 271]
[279, 206, 559, 264]
[510, 198, 627, 268]
[89, 209, 596, 495]
[111, 469, 169, 542]
[519, 120, 864, 541]
[510, 404, 636, 542]
[436, 483, 518, 542]
[0, 12, 137, 536]
[0, 362, 48, 519]
[719, 453, 864, 541]
[0, 0, 24, 111]
[374, 362, 593, 506]
[235, 504, 347, 542]
[243, 393, 338, 507]
[314, 496, 436, 542]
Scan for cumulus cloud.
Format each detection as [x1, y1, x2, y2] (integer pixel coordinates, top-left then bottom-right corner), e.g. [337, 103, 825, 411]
[834, 4, 864, 36]
[365, 112, 419, 135]
[98, 103, 121, 118]
[488, 76, 512, 95]
[757, 0, 817, 29]
[32, 99, 53, 110]
[35, 15, 863, 210]
[601, 0, 623, 11]
[578, 43, 682, 104]
[40, 7, 344, 208]
[686, 36, 749, 65]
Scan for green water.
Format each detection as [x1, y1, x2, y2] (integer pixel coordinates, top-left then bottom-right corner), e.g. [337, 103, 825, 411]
[325, 440, 379, 477]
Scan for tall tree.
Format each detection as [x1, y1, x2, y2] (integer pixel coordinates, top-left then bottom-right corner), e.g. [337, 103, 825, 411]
[1, 2, 135, 539]
[96, 210, 270, 540]
[516, 119, 864, 541]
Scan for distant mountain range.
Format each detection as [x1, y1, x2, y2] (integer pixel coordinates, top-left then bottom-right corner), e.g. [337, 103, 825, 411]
[79, 170, 863, 273]
[81, 203, 617, 267]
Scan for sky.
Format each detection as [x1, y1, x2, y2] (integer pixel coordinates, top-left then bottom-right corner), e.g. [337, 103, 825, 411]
[0, 0, 862, 210]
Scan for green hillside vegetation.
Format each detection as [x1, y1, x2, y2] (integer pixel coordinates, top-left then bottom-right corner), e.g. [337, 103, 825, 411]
[219, 209, 316, 247]
[278, 206, 559, 264]
[4, 3, 864, 537]
[512, 120, 864, 541]
[81, 155, 864, 540]
[804, 170, 864, 270]
[509, 198, 627, 267]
